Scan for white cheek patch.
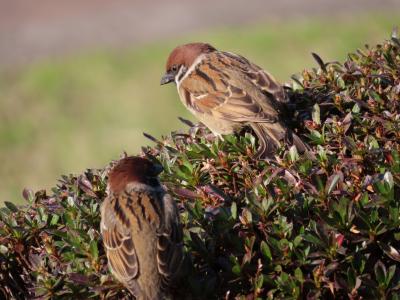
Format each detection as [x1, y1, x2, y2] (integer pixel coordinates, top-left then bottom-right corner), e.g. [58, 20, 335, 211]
[176, 54, 205, 88]
[175, 66, 186, 85]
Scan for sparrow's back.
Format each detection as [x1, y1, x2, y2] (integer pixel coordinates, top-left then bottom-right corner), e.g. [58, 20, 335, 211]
[217, 51, 288, 105]
[101, 181, 183, 300]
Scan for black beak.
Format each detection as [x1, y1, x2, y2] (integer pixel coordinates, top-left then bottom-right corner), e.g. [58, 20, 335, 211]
[160, 72, 175, 85]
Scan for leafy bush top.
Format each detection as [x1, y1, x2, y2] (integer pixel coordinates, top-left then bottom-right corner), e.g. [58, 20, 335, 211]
[1, 33, 399, 299]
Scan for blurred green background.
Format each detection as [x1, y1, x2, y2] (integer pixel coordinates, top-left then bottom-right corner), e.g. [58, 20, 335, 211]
[0, 0, 399, 204]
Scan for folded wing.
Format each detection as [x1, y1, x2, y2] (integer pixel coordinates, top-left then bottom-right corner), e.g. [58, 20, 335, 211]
[180, 51, 283, 124]
[100, 193, 139, 294]
[157, 193, 183, 286]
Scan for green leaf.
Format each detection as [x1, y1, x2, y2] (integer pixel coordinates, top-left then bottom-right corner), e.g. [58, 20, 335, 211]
[89, 240, 99, 260]
[391, 293, 400, 300]
[374, 260, 387, 285]
[50, 214, 60, 226]
[288, 145, 299, 162]
[303, 234, 325, 248]
[383, 171, 394, 190]
[386, 265, 396, 286]
[291, 74, 304, 90]
[308, 130, 324, 145]
[260, 241, 272, 261]
[368, 136, 379, 150]
[312, 104, 321, 125]
[293, 236, 302, 247]
[294, 267, 304, 283]
[232, 264, 241, 276]
[256, 274, 264, 289]
[37, 207, 48, 223]
[4, 201, 19, 213]
[336, 77, 346, 89]
[352, 103, 361, 113]
[326, 174, 340, 195]
[231, 202, 237, 220]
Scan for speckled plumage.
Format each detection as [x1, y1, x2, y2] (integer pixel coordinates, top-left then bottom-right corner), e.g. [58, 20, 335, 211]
[100, 157, 183, 300]
[162, 43, 308, 158]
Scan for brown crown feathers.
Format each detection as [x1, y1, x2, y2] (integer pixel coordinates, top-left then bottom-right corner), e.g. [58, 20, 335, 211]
[107, 156, 163, 194]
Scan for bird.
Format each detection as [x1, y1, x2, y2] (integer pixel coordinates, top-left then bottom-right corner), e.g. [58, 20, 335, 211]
[100, 156, 183, 300]
[160, 42, 309, 159]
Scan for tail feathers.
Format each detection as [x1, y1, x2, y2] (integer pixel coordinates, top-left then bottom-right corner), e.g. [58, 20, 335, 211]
[251, 123, 313, 160]
[125, 279, 142, 298]
[250, 123, 283, 159]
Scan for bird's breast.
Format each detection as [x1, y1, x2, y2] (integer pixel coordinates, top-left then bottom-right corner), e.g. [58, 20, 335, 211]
[201, 115, 239, 135]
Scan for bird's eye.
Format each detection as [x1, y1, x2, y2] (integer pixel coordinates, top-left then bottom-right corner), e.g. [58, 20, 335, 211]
[171, 65, 178, 72]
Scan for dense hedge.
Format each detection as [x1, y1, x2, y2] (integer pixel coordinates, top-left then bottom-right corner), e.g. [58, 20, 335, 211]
[1, 32, 400, 299]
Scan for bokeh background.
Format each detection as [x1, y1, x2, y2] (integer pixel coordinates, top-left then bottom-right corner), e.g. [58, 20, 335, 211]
[1, 0, 399, 204]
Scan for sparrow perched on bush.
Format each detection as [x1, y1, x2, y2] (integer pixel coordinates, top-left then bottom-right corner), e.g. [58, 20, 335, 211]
[161, 42, 308, 159]
[100, 156, 183, 299]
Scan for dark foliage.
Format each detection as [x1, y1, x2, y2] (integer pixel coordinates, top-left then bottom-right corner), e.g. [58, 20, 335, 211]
[1, 33, 400, 299]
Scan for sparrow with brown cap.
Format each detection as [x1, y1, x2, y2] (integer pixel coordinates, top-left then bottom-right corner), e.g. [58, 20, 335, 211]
[100, 156, 183, 299]
[161, 42, 308, 159]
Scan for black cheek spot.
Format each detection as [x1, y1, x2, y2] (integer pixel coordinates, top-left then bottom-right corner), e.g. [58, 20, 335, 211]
[177, 67, 187, 82]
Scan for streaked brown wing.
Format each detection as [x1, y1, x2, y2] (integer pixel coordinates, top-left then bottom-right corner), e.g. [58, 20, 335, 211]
[157, 193, 183, 284]
[100, 193, 139, 286]
[221, 51, 288, 104]
[180, 53, 280, 124]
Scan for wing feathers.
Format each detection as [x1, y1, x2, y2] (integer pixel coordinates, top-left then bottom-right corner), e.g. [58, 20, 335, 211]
[156, 194, 183, 282]
[101, 188, 183, 295]
[177, 50, 300, 159]
[180, 51, 283, 124]
[101, 196, 140, 284]
[222, 51, 288, 103]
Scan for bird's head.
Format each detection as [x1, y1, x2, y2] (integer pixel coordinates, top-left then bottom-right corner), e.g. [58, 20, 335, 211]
[160, 42, 216, 85]
[108, 156, 163, 193]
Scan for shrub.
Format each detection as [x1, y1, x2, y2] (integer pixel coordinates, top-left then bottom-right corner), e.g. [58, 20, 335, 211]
[1, 32, 399, 299]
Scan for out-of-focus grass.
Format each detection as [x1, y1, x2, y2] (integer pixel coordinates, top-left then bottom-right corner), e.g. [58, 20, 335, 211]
[0, 13, 398, 203]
